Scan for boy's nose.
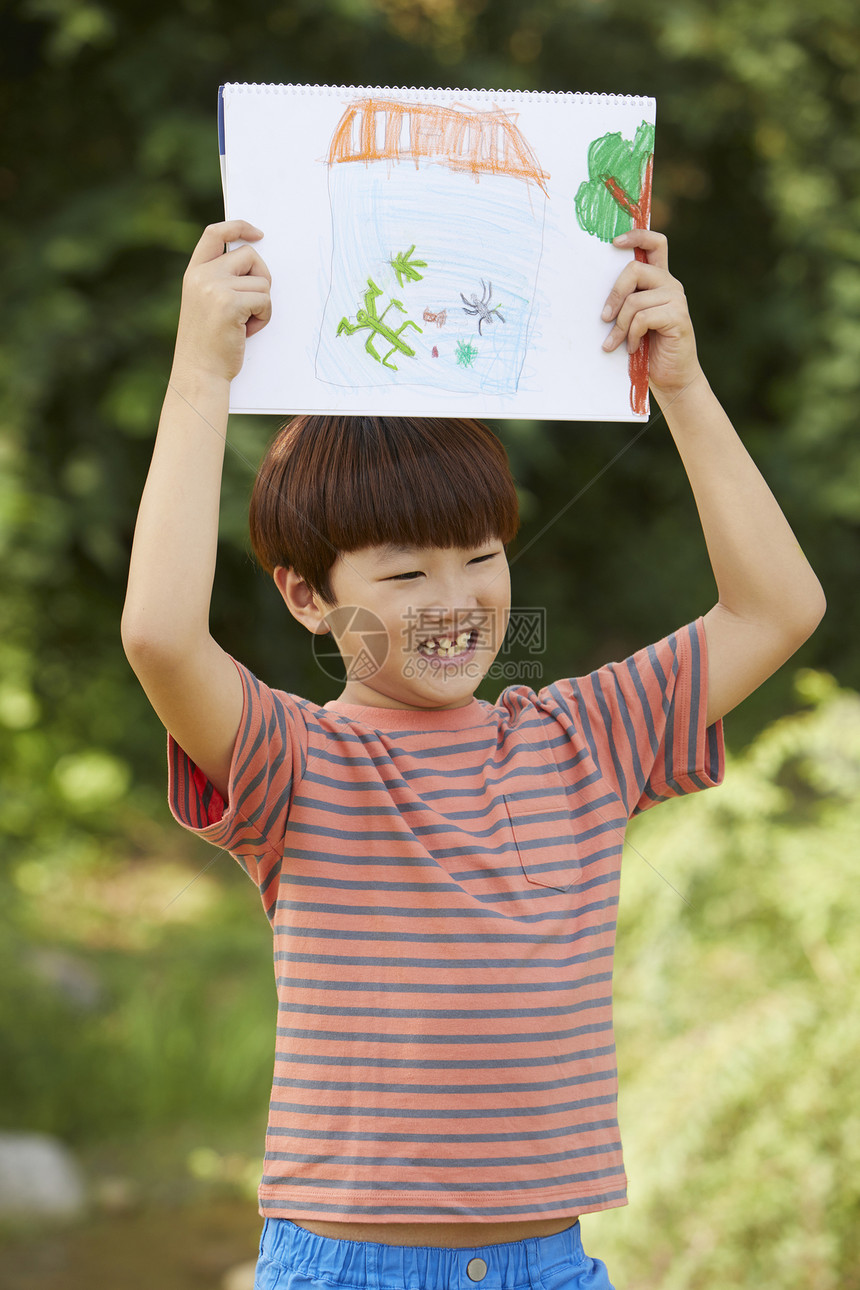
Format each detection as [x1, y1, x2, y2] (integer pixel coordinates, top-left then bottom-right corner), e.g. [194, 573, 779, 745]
[426, 575, 482, 607]
[418, 594, 479, 625]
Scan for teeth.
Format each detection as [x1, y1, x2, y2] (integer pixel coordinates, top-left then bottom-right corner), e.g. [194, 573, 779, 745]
[418, 630, 476, 657]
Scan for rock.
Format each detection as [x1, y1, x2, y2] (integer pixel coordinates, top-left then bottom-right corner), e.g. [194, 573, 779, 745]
[0, 1133, 87, 1219]
[222, 1259, 257, 1290]
[25, 948, 103, 1010]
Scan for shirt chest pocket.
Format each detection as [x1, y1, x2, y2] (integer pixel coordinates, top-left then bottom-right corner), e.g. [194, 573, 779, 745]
[502, 786, 581, 893]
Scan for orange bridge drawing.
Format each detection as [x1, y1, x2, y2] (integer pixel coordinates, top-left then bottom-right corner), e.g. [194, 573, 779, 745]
[327, 97, 550, 194]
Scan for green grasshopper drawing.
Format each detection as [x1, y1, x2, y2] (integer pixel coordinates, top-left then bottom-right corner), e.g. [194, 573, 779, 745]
[389, 245, 427, 287]
[337, 279, 423, 370]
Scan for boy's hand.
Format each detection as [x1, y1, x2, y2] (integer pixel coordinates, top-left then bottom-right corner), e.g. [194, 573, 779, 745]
[172, 220, 272, 384]
[601, 229, 701, 401]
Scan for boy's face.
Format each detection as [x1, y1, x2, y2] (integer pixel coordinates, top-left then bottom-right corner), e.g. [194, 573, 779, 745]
[303, 540, 511, 710]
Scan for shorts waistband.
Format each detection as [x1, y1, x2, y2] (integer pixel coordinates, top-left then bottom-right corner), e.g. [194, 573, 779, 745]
[259, 1219, 585, 1290]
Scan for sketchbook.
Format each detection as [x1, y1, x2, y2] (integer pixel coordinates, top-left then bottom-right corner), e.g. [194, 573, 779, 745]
[218, 82, 656, 421]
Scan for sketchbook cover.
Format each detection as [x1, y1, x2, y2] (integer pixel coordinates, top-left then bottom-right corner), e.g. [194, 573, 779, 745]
[218, 82, 656, 421]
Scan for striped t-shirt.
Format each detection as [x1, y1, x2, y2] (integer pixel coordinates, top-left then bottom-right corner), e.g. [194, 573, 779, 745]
[168, 617, 724, 1224]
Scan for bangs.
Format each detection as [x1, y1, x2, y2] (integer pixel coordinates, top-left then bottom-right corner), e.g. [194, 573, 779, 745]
[322, 417, 518, 552]
[249, 416, 520, 603]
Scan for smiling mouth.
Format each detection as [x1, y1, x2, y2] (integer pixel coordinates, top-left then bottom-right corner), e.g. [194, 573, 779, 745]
[417, 628, 479, 660]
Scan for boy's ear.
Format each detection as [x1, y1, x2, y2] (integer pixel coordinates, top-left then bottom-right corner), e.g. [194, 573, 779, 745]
[273, 567, 331, 634]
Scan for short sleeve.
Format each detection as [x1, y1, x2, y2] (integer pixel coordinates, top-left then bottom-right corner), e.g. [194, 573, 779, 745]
[543, 618, 725, 818]
[167, 658, 308, 905]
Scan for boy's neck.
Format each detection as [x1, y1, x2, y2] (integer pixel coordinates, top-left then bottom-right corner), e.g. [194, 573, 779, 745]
[333, 680, 480, 712]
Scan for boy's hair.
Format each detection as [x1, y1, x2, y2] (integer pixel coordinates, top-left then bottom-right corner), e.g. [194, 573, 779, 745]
[249, 415, 520, 606]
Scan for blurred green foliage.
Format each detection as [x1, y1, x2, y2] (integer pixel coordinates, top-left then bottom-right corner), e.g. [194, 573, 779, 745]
[1, 861, 275, 1138]
[1, 0, 858, 1282]
[2, 0, 858, 791]
[589, 670, 860, 1287]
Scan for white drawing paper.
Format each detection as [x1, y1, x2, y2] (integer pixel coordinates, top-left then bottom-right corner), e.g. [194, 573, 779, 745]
[219, 83, 657, 421]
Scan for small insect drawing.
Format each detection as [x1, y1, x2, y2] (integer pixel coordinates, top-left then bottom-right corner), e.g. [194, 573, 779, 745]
[336, 279, 422, 371]
[460, 281, 505, 336]
[423, 307, 447, 327]
[389, 245, 427, 287]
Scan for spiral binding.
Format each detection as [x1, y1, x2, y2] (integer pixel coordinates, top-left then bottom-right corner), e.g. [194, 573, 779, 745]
[221, 82, 654, 107]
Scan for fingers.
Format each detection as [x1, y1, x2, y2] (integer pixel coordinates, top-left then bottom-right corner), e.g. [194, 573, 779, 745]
[602, 260, 667, 323]
[603, 286, 688, 353]
[242, 291, 273, 337]
[187, 220, 264, 267]
[230, 273, 272, 294]
[184, 243, 272, 295]
[601, 232, 686, 354]
[220, 245, 272, 285]
[613, 228, 668, 269]
[597, 228, 700, 389]
[613, 301, 679, 353]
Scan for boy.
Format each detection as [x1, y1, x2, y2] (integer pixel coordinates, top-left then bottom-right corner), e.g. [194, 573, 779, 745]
[122, 220, 824, 1289]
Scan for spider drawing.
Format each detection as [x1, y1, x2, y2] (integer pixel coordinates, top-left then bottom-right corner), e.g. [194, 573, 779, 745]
[460, 281, 506, 336]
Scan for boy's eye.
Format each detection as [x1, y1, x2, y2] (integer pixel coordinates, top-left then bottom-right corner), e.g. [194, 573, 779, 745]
[386, 553, 499, 581]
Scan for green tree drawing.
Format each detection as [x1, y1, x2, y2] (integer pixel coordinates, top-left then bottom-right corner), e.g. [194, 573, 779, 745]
[574, 120, 656, 243]
[575, 120, 656, 414]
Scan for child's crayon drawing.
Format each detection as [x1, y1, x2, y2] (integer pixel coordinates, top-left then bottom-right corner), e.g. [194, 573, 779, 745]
[456, 339, 479, 368]
[326, 97, 550, 192]
[336, 278, 422, 371]
[315, 96, 548, 396]
[219, 83, 658, 419]
[460, 281, 506, 336]
[389, 245, 426, 286]
[575, 121, 655, 414]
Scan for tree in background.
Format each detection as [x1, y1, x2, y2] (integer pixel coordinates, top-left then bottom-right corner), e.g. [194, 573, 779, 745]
[2, 0, 856, 803]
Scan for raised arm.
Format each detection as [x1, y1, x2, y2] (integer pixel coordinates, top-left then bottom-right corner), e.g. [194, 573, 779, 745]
[601, 229, 825, 726]
[121, 221, 272, 798]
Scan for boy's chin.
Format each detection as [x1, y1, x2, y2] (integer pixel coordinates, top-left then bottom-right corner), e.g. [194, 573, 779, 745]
[381, 670, 485, 709]
[406, 660, 486, 687]
[407, 676, 486, 709]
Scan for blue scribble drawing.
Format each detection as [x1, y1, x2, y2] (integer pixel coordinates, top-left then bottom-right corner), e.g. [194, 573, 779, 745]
[315, 96, 549, 394]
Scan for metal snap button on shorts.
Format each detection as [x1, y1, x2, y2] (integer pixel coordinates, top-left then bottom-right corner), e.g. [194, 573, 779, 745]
[253, 1219, 615, 1290]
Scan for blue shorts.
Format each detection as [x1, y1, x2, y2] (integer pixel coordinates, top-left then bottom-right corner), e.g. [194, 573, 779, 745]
[254, 1218, 614, 1290]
